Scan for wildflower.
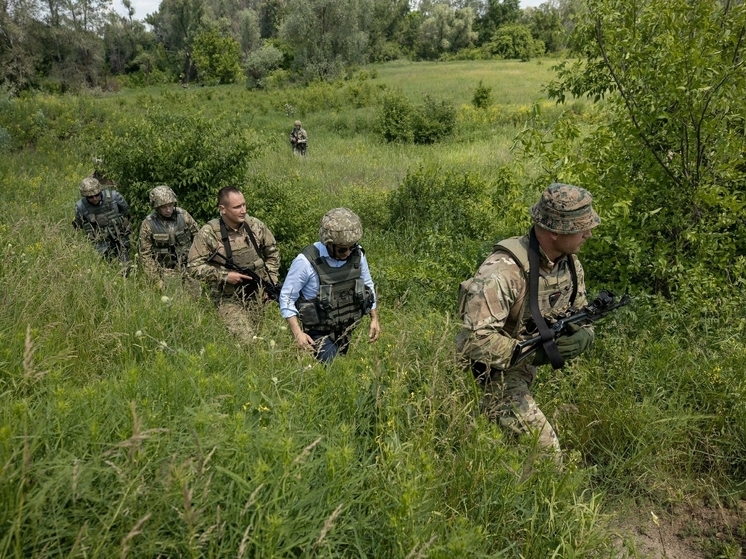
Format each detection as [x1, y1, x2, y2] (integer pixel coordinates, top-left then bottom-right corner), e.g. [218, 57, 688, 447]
[135, 330, 143, 338]
[161, 296, 171, 304]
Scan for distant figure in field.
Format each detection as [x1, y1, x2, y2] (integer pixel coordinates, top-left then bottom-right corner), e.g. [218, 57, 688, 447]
[290, 120, 308, 156]
[73, 176, 132, 266]
[138, 185, 201, 295]
[279, 207, 380, 363]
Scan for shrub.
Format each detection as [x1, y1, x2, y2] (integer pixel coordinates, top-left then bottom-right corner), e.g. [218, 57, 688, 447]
[472, 80, 492, 109]
[412, 94, 456, 144]
[375, 90, 415, 143]
[245, 45, 284, 89]
[97, 108, 260, 224]
[192, 28, 243, 85]
[375, 90, 456, 144]
[486, 24, 545, 61]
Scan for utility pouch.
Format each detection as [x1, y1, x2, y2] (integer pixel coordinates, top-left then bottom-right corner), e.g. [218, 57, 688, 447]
[318, 284, 333, 311]
[152, 233, 170, 246]
[297, 298, 321, 327]
[252, 258, 265, 270]
[95, 214, 110, 227]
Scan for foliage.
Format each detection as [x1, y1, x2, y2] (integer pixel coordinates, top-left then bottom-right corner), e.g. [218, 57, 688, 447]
[375, 90, 456, 144]
[279, 0, 372, 81]
[192, 28, 243, 85]
[245, 44, 284, 89]
[475, 0, 521, 45]
[97, 108, 260, 224]
[485, 23, 544, 61]
[472, 79, 492, 109]
[525, 2, 565, 53]
[415, 4, 478, 60]
[539, 0, 746, 295]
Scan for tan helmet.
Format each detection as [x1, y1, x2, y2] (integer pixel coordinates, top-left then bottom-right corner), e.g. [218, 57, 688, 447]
[319, 207, 363, 248]
[149, 185, 177, 209]
[294, 120, 302, 127]
[531, 183, 601, 234]
[79, 176, 103, 198]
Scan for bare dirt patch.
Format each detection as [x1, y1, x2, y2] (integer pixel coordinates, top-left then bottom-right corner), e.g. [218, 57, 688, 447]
[610, 500, 746, 558]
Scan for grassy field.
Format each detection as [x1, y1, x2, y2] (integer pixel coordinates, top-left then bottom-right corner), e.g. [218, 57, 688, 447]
[1, 60, 746, 558]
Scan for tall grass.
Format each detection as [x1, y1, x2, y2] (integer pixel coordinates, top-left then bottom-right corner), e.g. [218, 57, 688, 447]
[1, 60, 745, 557]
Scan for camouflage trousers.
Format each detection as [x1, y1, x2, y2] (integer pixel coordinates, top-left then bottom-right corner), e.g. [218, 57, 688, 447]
[474, 362, 561, 459]
[159, 269, 202, 299]
[215, 295, 262, 345]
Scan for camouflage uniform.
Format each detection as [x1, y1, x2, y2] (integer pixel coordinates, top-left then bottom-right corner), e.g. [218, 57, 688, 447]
[187, 216, 280, 344]
[73, 177, 132, 264]
[456, 184, 601, 457]
[290, 120, 308, 156]
[138, 186, 201, 295]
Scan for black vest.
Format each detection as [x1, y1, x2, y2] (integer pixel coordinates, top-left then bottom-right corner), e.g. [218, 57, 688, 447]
[295, 245, 374, 333]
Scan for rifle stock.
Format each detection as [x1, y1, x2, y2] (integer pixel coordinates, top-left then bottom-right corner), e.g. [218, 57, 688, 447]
[510, 290, 631, 367]
[207, 250, 281, 301]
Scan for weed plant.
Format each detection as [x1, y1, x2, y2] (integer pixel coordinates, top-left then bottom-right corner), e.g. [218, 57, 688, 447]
[2, 60, 746, 557]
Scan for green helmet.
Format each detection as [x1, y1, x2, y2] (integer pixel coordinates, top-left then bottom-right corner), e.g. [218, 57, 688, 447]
[530, 183, 601, 234]
[319, 207, 363, 248]
[79, 176, 102, 197]
[149, 185, 177, 209]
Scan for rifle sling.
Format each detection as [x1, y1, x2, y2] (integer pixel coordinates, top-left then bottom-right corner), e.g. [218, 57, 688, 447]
[528, 227, 565, 370]
[218, 217, 276, 289]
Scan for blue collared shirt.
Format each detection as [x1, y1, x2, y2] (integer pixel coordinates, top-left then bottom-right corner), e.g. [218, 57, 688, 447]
[279, 241, 377, 318]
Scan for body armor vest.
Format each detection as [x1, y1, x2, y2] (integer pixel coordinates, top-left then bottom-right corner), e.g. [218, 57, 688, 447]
[146, 209, 192, 268]
[493, 236, 578, 339]
[207, 218, 267, 297]
[75, 190, 128, 240]
[296, 245, 374, 333]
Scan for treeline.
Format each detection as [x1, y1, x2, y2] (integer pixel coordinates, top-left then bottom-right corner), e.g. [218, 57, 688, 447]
[0, 0, 576, 93]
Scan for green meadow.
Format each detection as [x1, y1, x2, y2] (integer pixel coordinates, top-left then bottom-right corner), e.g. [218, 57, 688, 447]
[1, 60, 745, 557]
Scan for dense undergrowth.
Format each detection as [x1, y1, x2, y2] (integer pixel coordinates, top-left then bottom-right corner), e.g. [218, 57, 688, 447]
[2, 60, 746, 557]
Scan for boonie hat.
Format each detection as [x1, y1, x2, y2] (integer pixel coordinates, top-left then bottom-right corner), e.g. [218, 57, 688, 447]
[531, 183, 601, 234]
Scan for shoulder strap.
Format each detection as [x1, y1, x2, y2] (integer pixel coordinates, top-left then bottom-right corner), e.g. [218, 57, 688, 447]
[218, 218, 234, 263]
[242, 220, 263, 259]
[528, 227, 565, 370]
[568, 255, 578, 307]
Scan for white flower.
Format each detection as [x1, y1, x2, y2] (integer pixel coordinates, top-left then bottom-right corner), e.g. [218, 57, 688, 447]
[135, 330, 143, 338]
[161, 296, 171, 304]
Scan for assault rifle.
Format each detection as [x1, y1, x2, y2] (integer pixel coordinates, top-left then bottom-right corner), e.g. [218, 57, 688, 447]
[509, 290, 631, 367]
[206, 250, 281, 302]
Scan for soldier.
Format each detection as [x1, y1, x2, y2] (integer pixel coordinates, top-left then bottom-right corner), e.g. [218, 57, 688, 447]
[289, 120, 308, 156]
[279, 207, 380, 363]
[455, 183, 600, 461]
[73, 176, 132, 265]
[187, 186, 280, 344]
[138, 185, 201, 294]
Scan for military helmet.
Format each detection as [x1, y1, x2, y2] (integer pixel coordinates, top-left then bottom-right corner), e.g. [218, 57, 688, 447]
[79, 176, 103, 198]
[531, 183, 601, 234]
[294, 120, 302, 127]
[149, 185, 178, 209]
[319, 207, 363, 248]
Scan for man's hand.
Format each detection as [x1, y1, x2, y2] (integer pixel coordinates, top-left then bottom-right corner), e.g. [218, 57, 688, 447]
[555, 323, 593, 360]
[294, 331, 316, 352]
[225, 271, 252, 285]
[368, 310, 380, 343]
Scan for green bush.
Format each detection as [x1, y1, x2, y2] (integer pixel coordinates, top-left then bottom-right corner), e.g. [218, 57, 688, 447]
[486, 24, 545, 61]
[472, 80, 492, 109]
[97, 108, 260, 224]
[192, 28, 243, 85]
[375, 89, 415, 143]
[245, 45, 284, 89]
[412, 94, 456, 144]
[375, 90, 456, 145]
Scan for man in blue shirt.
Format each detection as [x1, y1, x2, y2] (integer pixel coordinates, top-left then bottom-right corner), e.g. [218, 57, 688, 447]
[280, 208, 380, 362]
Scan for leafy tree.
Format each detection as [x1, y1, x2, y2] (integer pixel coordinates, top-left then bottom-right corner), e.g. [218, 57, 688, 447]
[192, 26, 242, 84]
[146, 0, 206, 82]
[416, 4, 477, 59]
[280, 0, 372, 81]
[526, 2, 564, 53]
[475, 0, 519, 44]
[244, 43, 283, 88]
[485, 22, 543, 60]
[536, 0, 746, 294]
[472, 79, 492, 108]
